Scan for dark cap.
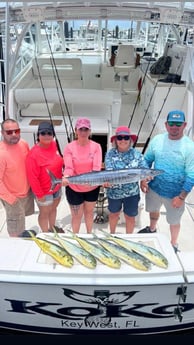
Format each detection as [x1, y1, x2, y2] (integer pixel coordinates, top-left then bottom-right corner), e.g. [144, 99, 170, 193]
[38, 121, 54, 133]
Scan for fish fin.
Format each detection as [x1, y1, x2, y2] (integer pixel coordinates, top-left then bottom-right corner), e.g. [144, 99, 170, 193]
[46, 169, 58, 191]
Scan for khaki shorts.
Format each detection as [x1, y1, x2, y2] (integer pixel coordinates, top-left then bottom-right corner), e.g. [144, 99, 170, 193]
[1, 189, 35, 237]
[145, 188, 185, 225]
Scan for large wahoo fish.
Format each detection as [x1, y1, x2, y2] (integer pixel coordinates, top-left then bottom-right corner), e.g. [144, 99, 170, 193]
[47, 168, 164, 190]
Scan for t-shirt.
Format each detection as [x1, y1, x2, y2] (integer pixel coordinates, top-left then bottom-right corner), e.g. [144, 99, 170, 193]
[63, 140, 102, 192]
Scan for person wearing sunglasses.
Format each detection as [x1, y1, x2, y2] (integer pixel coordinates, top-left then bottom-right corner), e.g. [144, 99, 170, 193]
[139, 110, 194, 253]
[26, 121, 64, 233]
[62, 117, 102, 233]
[0, 119, 35, 237]
[104, 126, 149, 234]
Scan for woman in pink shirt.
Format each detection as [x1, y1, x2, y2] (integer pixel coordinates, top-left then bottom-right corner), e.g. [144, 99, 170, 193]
[63, 117, 102, 233]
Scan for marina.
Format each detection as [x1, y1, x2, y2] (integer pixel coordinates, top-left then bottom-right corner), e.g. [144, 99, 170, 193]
[1, 1, 194, 335]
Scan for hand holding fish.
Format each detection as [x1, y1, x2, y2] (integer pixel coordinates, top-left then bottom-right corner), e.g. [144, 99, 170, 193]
[140, 179, 149, 193]
[62, 176, 70, 186]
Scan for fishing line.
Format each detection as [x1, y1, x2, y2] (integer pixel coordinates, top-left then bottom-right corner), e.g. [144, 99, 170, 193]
[141, 55, 185, 154]
[128, 24, 162, 128]
[44, 26, 75, 142]
[34, 56, 63, 157]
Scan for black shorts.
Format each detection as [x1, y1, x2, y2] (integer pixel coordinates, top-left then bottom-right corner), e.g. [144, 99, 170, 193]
[66, 186, 100, 206]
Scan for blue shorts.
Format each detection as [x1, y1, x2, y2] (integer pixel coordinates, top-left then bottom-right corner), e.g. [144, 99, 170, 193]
[108, 194, 140, 217]
[66, 186, 100, 206]
[36, 188, 62, 206]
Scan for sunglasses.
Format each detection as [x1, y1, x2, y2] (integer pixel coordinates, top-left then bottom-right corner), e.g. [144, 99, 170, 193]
[167, 122, 183, 127]
[116, 135, 130, 141]
[39, 131, 53, 136]
[78, 127, 89, 131]
[3, 129, 20, 135]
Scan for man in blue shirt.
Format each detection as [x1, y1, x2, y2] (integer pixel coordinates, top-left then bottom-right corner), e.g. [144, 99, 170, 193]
[138, 110, 194, 252]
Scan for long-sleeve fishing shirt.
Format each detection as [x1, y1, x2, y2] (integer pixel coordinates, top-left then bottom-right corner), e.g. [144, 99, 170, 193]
[0, 139, 30, 204]
[26, 141, 64, 199]
[144, 132, 194, 198]
[105, 147, 149, 199]
[63, 139, 102, 192]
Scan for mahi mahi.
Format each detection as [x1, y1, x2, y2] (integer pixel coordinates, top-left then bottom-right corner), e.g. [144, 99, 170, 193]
[28, 231, 74, 267]
[92, 233, 151, 271]
[66, 230, 121, 269]
[98, 229, 168, 269]
[50, 226, 97, 269]
[47, 168, 164, 190]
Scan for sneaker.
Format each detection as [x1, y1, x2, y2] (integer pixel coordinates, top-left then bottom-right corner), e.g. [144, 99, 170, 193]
[172, 244, 180, 254]
[19, 230, 37, 238]
[138, 226, 156, 234]
[50, 226, 64, 233]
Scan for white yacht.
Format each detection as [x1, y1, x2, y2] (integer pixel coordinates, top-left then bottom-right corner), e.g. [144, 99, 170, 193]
[1, 1, 194, 335]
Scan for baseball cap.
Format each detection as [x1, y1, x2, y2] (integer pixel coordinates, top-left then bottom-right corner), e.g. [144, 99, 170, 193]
[75, 117, 91, 129]
[111, 126, 137, 143]
[38, 121, 54, 133]
[167, 110, 185, 123]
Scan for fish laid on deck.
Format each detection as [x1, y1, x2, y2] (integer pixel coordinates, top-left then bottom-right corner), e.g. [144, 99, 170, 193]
[66, 230, 121, 269]
[92, 233, 151, 271]
[28, 231, 74, 268]
[98, 230, 168, 269]
[49, 226, 97, 269]
[47, 168, 164, 190]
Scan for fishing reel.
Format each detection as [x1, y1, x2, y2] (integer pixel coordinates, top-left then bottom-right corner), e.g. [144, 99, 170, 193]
[94, 187, 109, 224]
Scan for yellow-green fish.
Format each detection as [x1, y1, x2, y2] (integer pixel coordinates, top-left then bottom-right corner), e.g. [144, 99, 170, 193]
[28, 231, 74, 268]
[51, 226, 97, 269]
[98, 229, 168, 269]
[92, 233, 151, 271]
[66, 230, 121, 269]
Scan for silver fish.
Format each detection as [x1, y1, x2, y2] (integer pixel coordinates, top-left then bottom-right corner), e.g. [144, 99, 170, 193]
[47, 168, 164, 190]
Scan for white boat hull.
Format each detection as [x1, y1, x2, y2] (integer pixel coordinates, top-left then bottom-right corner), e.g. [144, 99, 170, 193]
[1, 234, 194, 335]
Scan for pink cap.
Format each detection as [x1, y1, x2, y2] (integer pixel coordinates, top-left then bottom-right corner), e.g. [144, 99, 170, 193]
[111, 126, 137, 143]
[75, 117, 91, 129]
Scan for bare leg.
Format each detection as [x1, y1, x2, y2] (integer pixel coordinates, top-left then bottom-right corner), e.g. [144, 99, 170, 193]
[83, 201, 96, 233]
[48, 197, 61, 230]
[170, 224, 180, 246]
[70, 203, 84, 233]
[38, 204, 53, 232]
[109, 211, 120, 234]
[124, 214, 135, 233]
[149, 211, 160, 231]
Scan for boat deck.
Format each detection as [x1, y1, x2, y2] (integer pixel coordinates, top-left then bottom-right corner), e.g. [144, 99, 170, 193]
[1, 188, 194, 253]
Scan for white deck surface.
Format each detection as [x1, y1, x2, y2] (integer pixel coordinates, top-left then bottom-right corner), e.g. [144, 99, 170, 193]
[1, 187, 194, 253]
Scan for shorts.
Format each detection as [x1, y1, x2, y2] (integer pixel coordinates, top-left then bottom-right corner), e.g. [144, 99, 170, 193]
[66, 186, 100, 206]
[108, 194, 140, 217]
[145, 188, 185, 224]
[1, 189, 35, 236]
[36, 188, 62, 206]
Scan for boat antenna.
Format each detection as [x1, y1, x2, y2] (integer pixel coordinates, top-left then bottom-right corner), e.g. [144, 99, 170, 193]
[141, 56, 185, 154]
[34, 56, 63, 157]
[44, 26, 75, 142]
[128, 24, 162, 128]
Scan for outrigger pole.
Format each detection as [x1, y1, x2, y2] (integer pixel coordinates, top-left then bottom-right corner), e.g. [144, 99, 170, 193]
[141, 57, 185, 154]
[34, 56, 63, 157]
[128, 25, 162, 129]
[44, 26, 75, 142]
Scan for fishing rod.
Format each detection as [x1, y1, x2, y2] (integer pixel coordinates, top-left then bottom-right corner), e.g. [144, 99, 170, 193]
[141, 56, 185, 154]
[128, 24, 162, 128]
[133, 70, 166, 148]
[34, 56, 63, 157]
[44, 26, 75, 142]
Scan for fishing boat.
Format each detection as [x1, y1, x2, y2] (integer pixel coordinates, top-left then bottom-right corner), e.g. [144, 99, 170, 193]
[1, 1, 194, 335]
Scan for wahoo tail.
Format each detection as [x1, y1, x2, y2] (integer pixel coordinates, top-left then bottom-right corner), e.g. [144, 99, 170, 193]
[47, 169, 62, 190]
